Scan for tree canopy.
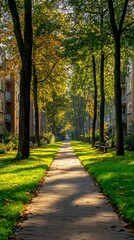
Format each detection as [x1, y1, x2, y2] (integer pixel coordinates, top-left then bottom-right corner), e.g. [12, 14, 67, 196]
[1, 0, 134, 156]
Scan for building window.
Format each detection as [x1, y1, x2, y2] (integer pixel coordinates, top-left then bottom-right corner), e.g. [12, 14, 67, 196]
[127, 64, 132, 76]
[127, 102, 132, 114]
[127, 83, 131, 94]
[127, 122, 132, 132]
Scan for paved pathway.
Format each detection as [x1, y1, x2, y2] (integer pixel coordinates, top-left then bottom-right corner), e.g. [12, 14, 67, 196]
[15, 142, 133, 240]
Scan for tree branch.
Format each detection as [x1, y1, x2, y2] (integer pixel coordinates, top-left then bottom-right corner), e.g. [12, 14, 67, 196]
[107, 0, 117, 37]
[38, 60, 59, 83]
[119, 0, 129, 34]
[121, 21, 134, 34]
[24, 0, 32, 47]
[7, 0, 24, 60]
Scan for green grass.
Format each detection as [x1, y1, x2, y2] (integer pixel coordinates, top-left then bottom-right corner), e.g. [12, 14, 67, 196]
[0, 142, 62, 240]
[71, 141, 134, 228]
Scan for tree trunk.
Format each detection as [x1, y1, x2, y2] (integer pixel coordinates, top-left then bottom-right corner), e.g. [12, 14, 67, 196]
[114, 35, 124, 155]
[92, 55, 97, 147]
[33, 63, 40, 146]
[17, 0, 32, 158]
[8, 0, 32, 159]
[107, 0, 126, 155]
[99, 3, 105, 147]
[99, 52, 105, 146]
[52, 117, 56, 135]
[88, 115, 91, 143]
[18, 63, 31, 158]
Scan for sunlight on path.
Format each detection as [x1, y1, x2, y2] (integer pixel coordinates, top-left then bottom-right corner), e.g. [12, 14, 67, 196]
[15, 141, 133, 240]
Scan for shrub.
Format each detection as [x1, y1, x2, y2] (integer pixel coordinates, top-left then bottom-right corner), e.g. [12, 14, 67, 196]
[39, 137, 48, 145]
[0, 129, 12, 143]
[39, 138, 45, 145]
[11, 135, 19, 149]
[0, 143, 6, 154]
[6, 141, 15, 151]
[125, 122, 134, 151]
[125, 134, 134, 151]
[43, 132, 55, 144]
[107, 134, 117, 148]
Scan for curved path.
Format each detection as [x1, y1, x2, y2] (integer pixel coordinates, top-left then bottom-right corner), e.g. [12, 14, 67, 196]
[15, 141, 133, 240]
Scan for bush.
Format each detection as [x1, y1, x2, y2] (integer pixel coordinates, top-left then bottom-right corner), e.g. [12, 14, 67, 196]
[125, 122, 134, 151]
[0, 143, 6, 154]
[11, 135, 19, 149]
[107, 134, 117, 148]
[39, 138, 46, 145]
[125, 134, 134, 151]
[0, 129, 12, 143]
[6, 141, 15, 151]
[43, 132, 55, 144]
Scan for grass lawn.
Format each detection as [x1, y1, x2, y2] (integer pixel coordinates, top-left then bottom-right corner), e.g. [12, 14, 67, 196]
[0, 142, 62, 240]
[71, 141, 134, 228]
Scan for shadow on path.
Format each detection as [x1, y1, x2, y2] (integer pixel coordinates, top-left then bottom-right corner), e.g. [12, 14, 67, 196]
[15, 142, 133, 240]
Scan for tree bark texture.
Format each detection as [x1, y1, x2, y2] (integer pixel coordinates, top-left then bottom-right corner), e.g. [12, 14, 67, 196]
[114, 36, 124, 155]
[91, 55, 97, 147]
[99, 3, 105, 147]
[8, 0, 33, 158]
[99, 52, 105, 146]
[33, 64, 40, 146]
[107, 0, 127, 155]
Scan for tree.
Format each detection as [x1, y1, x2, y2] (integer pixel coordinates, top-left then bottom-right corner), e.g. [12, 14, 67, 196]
[8, 0, 32, 158]
[32, 62, 40, 146]
[31, 1, 68, 143]
[91, 55, 98, 147]
[107, 0, 134, 155]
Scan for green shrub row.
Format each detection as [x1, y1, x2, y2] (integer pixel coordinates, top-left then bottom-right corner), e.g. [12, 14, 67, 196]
[0, 141, 17, 154]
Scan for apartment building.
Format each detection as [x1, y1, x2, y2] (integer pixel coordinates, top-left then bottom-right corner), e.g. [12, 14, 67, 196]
[0, 47, 20, 135]
[126, 62, 134, 132]
[0, 47, 47, 138]
[111, 61, 134, 135]
[5, 72, 19, 134]
[0, 47, 6, 132]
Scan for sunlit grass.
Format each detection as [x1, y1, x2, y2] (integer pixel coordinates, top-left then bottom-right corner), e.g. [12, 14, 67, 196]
[0, 142, 62, 240]
[71, 141, 134, 227]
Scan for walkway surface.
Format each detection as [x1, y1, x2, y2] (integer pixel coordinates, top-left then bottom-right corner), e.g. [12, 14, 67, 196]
[15, 142, 133, 240]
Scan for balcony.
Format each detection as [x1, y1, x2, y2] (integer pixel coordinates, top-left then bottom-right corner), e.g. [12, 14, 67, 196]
[122, 113, 127, 123]
[121, 95, 126, 105]
[5, 113, 11, 122]
[5, 92, 12, 102]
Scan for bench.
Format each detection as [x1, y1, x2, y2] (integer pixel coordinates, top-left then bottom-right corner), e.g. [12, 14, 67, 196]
[95, 142, 109, 153]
